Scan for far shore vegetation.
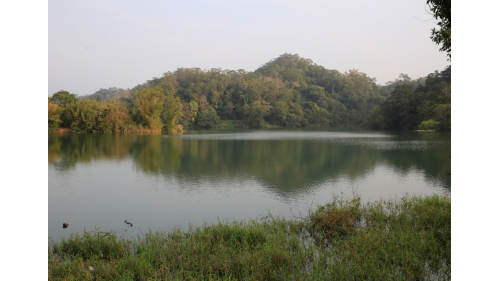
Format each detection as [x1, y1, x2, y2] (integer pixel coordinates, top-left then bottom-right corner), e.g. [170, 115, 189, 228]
[49, 195, 450, 280]
[48, 54, 451, 135]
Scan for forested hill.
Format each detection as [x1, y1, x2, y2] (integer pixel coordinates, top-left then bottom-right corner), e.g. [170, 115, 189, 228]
[80, 87, 131, 102]
[129, 53, 387, 128]
[51, 54, 450, 132]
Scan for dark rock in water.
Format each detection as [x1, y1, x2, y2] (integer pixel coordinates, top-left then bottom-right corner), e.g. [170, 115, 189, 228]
[62, 223, 69, 228]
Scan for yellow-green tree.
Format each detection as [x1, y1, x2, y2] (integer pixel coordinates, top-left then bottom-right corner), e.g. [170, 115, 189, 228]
[134, 87, 165, 131]
[66, 99, 100, 133]
[162, 93, 182, 133]
[48, 98, 61, 130]
[105, 100, 132, 132]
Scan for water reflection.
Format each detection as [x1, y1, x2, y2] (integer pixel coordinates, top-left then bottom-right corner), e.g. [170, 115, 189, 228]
[49, 130, 451, 196]
[48, 133, 134, 170]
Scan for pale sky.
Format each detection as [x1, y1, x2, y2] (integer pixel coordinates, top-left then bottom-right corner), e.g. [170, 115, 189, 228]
[49, 0, 449, 96]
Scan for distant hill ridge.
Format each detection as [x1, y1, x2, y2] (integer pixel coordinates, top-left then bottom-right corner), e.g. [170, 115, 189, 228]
[66, 53, 449, 131]
[80, 87, 131, 101]
[79, 53, 427, 102]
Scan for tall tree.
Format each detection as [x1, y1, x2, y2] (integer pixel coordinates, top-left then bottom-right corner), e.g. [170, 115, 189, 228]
[48, 98, 61, 130]
[380, 84, 420, 130]
[133, 87, 166, 131]
[427, 0, 451, 59]
[106, 100, 132, 132]
[51, 90, 77, 107]
[162, 93, 182, 133]
[66, 99, 100, 133]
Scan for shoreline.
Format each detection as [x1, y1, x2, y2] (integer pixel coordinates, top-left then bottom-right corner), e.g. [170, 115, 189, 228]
[49, 195, 451, 280]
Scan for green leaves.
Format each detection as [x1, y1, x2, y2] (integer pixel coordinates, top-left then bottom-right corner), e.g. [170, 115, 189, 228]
[51, 90, 77, 107]
[51, 54, 451, 132]
[377, 66, 451, 131]
[133, 87, 166, 131]
[427, 0, 451, 59]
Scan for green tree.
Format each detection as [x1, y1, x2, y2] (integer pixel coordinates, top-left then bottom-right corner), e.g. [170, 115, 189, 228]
[377, 66, 450, 131]
[51, 90, 78, 128]
[67, 54, 451, 131]
[195, 106, 220, 129]
[419, 119, 440, 130]
[66, 99, 100, 133]
[432, 104, 451, 130]
[83, 87, 131, 102]
[48, 98, 61, 130]
[105, 100, 132, 132]
[427, 0, 451, 59]
[194, 95, 220, 129]
[380, 84, 420, 130]
[51, 90, 77, 107]
[133, 87, 166, 131]
[304, 85, 327, 103]
[246, 100, 271, 128]
[302, 101, 330, 127]
[162, 93, 182, 133]
[364, 106, 385, 130]
[179, 101, 199, 128]
[270, 101, 289, 126]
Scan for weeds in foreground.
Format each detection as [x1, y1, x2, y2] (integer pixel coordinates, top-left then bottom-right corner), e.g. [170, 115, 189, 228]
[49, 195, 450, 280]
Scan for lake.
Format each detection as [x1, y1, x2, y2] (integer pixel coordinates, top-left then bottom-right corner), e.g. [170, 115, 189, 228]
[48, 128, 450, 241]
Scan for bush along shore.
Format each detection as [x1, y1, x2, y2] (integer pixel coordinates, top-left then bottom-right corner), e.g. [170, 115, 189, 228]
[48, 195, 451, 280]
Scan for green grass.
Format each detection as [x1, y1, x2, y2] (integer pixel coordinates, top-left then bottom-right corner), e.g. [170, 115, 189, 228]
[217, 120, 284, 129]
[217, 120, 248, 129]
[49, 195, 451, 280]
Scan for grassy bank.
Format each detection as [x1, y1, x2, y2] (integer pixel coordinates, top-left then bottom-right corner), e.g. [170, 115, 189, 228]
[48, 195, 450, 280]
[215, 120, 285, 130]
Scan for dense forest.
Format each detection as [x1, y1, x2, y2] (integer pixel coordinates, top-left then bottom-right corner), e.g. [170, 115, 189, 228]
[48, 54, 451, 133]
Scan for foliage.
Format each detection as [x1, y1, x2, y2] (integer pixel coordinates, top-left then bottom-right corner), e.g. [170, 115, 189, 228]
[246, 100, 271, 128]
[162, 93, 182, 133]
[80, 87, 131, 101]
[133, 87, 166, 131]
[48, 98, 61, 130]
[363, 106, 385, 130]
[51, 90, 77, 107]
[195, 105, 220, 129]
[427, 0, 451, 59]
[270, 101, 289, 126]
[105, 100, 133, 132]
[179, 101, 199, 128]
[419, 119, 440, 130]
[372, 66, 451, 131]
[309, 197, 363, 240]
[52, 96, 133, 133]
[380, 84, 420, 130]
[432, 103, 451, 130]
[50, 54, 451, 133]
[66, 99, 102, 133]
[49, 195, 451, 280]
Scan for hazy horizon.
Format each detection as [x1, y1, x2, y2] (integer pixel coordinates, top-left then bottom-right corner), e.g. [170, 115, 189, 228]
[49, 0, 449, 97]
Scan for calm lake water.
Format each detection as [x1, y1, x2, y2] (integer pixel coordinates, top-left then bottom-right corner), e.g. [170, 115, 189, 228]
[48, 129, 450, 241]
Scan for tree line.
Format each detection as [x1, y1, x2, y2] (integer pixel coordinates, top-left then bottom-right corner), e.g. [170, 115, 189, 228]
[48, 53, 451, 133]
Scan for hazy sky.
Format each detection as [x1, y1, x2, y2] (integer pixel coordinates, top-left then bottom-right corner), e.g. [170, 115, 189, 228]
[49, 0, 449, 96]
